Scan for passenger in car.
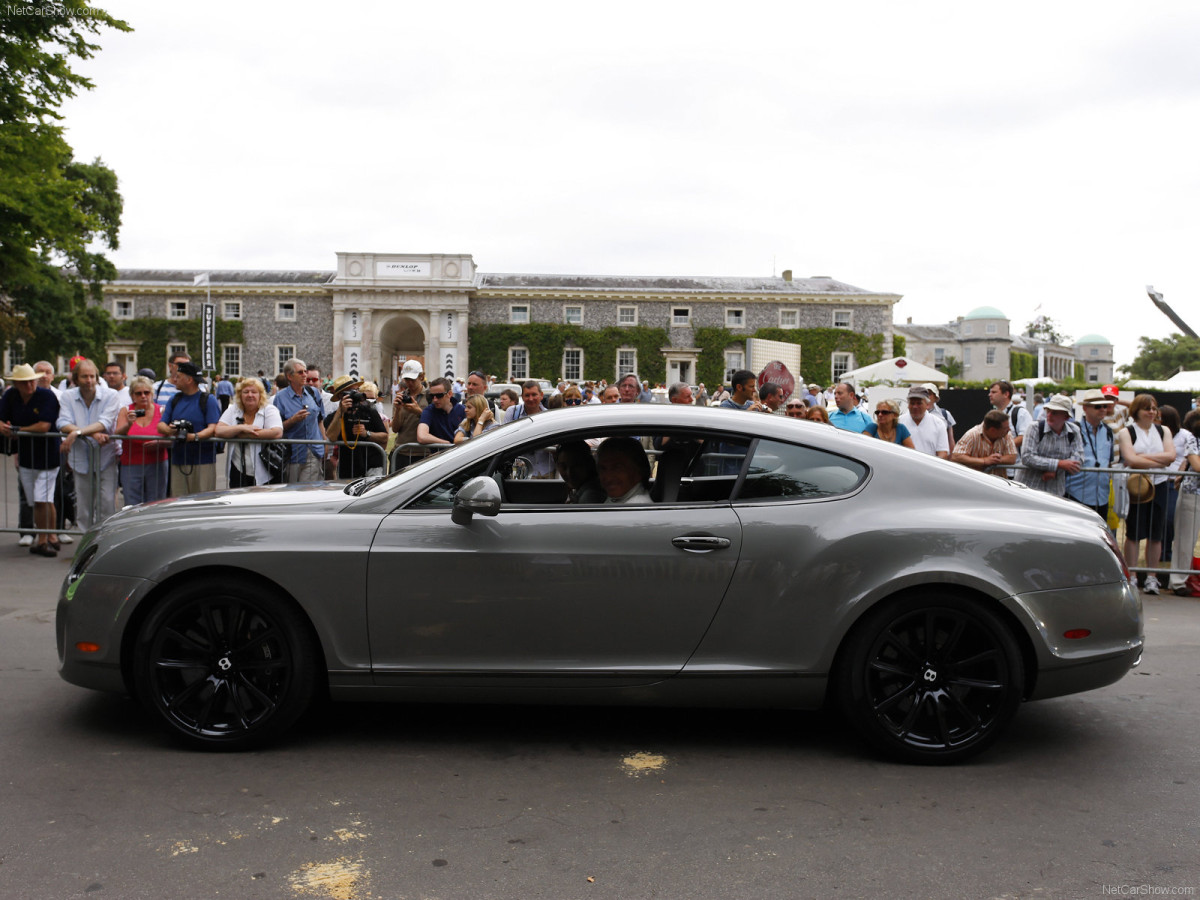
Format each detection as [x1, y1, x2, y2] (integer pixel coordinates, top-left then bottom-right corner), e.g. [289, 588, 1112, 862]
[596, 437, 653, 504]
[556, 441, 606, 504]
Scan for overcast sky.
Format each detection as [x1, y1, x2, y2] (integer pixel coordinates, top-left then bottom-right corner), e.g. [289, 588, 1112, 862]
[60, 1, 1200, 370]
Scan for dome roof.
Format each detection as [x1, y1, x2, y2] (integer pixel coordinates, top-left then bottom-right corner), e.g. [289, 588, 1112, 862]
[1075, 333, 1111, 345]
[964, 306, 1006, 320]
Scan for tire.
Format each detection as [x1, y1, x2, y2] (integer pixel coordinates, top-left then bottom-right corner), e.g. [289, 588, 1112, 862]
[132, 579, 319, 751]
[835, 591, 1024, 765]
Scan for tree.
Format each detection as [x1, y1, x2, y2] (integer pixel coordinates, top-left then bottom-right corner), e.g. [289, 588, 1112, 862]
[0, 2, 130, 361]
[1023, 314, 1070, 345]
[1118, 334, 1200, 380]
[940, 355, 963, 378]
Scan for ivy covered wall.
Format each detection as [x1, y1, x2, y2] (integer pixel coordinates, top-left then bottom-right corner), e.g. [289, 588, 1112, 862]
[113, 318, 245, 378]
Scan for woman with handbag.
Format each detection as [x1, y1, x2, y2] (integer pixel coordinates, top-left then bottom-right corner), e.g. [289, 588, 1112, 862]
[114, 374, 170, 505]
[216, 378, 284, 487]
[1116, 394, 1176, 594]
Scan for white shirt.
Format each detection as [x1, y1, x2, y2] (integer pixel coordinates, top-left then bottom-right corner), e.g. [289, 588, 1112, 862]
[218, 403, 284, 485]
[57, 383, 121, 472]
[899, 411, 950, 457]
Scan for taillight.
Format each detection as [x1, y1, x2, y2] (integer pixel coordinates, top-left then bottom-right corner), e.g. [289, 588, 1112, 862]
[1101, 529, 1130, 580]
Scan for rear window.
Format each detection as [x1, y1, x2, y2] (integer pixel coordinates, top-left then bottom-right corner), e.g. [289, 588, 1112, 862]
[736, 439, 867, 502]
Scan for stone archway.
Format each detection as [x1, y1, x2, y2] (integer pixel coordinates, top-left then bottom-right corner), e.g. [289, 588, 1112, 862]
[376, 312, 428, 390]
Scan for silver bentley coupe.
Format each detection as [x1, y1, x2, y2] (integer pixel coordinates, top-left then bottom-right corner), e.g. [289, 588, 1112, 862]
[56, 405, 1143, 763]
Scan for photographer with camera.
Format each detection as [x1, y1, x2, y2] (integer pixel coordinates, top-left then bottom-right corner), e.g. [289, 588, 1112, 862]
[114, 374, 169, 505]
[156, 361, 220, 496]
[323, 375, 387, 479]
[390, 359, 429, 468]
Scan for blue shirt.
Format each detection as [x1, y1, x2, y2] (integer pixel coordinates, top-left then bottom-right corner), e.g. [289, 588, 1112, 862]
[419, 402, 465, 443]
[1066, 420, 1116, 506]
[863, 422, 912, 445]
[273, 386, 325, 461]
[830, 407, 872, 434]
[164, 390, 221, 466]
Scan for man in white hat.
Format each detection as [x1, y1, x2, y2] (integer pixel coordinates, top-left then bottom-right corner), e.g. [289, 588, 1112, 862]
[0, 364, 62, 555]
[921, 382, 957, 449]
[1018, 394, 1083, 496]
[1066, 389, 1118, 520]
[391, 359, 429, 468]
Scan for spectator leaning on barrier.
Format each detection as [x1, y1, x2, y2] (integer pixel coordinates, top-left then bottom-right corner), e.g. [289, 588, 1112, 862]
[900, 388, 950, 458]
[1066, 389, 1117, 520]
[114, 375, 169, 505]
[1, 364, 62, 556]
[1018, 394, 1083, 497]
[323, 375, 388, 479]
[58, 358, 121, 531]
[951, 409, 1016, 476]
[216, 376, 284, 487]
[1168, 410, 1200, 596]
[273, 358, 326, 483]
[157, 362, 221, 496]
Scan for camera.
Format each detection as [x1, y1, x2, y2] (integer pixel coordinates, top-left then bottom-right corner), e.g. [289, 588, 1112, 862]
[342, 390, 373, 427]
[131, 408, 147, 418]
[168, 419, 194, 440]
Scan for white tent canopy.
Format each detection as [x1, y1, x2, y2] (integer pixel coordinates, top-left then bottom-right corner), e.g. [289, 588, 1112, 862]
[841, 356, 949, 387]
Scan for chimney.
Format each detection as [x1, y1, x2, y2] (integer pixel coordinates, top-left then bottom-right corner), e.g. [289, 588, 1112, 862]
[782, 269, 792, 282]
[907, 317, 912, 324]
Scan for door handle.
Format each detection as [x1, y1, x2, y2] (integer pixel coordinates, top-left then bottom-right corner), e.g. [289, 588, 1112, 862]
[672, 535, 732, 552]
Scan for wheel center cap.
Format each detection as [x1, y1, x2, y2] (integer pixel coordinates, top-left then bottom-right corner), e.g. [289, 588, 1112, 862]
[922, 666, 939, 683]
[216, 655, 233, 672]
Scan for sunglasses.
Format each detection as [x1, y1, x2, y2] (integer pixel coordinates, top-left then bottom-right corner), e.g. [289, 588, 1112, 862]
[428, 391, 447, 399]
[132, 390, 152, 396]
[564, 398, 582, 406]
[875, 410, 895, 416]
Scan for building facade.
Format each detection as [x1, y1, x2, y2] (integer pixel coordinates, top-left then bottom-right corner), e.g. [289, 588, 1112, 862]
[42, 253, 900, 389]
[896, 306, 1114, 384]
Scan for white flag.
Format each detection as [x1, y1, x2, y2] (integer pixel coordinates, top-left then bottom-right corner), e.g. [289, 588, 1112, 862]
[194, 272, 210, 286]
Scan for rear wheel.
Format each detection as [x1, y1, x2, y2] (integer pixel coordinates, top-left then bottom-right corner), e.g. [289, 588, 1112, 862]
[132, 579, 318, 751]
[836, 592, 1024, 764]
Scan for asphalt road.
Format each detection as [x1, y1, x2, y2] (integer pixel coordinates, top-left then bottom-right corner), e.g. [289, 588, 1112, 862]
[1, 541, 1197, 900]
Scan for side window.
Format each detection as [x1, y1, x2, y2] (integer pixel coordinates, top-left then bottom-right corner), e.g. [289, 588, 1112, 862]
[736, 439, 866, 502]
[407, 460, 491, 509]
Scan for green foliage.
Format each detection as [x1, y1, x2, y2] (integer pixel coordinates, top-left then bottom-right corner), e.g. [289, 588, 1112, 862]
[892, 334, 906, 357]
[113, 317, 244, 378]
[940, 356, 963, 378]
[468, 324, 668, 382]
[1119, 333, 1200, 380]
[0, 3, 129, 356]
[1023, 314, 1070, 345]
[1010, 351, 1036, 381]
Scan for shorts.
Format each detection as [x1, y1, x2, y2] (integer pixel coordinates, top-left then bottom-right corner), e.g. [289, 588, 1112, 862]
[18, 467, 60, 504]
[1125, 487, 1168, 542]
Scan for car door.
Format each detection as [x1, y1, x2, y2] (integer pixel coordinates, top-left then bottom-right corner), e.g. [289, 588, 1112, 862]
[366, 467, 743, 688]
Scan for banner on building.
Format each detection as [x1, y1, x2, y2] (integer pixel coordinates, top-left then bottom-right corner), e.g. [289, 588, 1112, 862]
[200, 303, 216, 370]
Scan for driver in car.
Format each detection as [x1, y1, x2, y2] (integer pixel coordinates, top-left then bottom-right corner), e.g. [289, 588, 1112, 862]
[596, 437, 652, 504]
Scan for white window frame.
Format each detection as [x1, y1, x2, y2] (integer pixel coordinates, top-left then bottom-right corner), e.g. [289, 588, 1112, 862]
[510, 305, 530, 325]
[276, 301, 297, 322]
[724, 350, 745, 379]
[5, 340, 26, 370]
[934, 347, 946, 366]
[725, 308, 745, 329]
[963, 346, 972, 366]
[616, 348, 637, 379]
[833, 310, 852, 329]
[617, 306, 638, 326]
[563, 305, 583, 325]
[831, 352, 854, 381]
[276, 345, 295, 374]
[1090, 348, 1099, 357]
[113, 299, 134, 320]
[779, 309, 799, 329]
[985, 322, 998, 334]
[671, 307, 691, 327]
[1089, 368, 1099, 382]
[986, 346, 996, 366]
[221, 344, 242, 377]
[168, 300, 188, 320]
[223, 300, 242, 320]
[563, 348, 583, 382]
[509, 347, 529, 381]
[963, 324, 973, 335]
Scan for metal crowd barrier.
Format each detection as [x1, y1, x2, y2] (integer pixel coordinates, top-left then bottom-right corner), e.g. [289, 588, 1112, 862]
[389, 441, 455, 471]
[1, 432, 100, 538]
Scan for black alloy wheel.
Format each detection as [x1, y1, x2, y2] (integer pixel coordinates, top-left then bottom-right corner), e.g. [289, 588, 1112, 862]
[133, 580, 318, 751]
[837, 592, 1024, 764]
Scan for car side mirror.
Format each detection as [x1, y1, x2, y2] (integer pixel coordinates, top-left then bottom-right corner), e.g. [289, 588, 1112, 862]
[451, 475, 502, 525]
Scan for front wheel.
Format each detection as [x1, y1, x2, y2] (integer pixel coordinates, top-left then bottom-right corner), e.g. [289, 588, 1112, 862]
[132, 579, 318, 751]
[835, 592, 1024, 764]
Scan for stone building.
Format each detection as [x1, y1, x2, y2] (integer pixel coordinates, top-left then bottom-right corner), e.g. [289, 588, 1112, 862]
[26, 253, 899, 388]
[895, 306, 1114, 384]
